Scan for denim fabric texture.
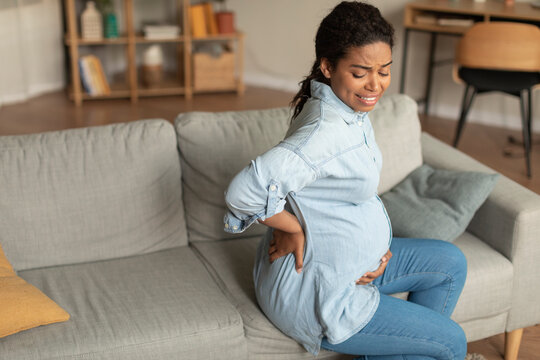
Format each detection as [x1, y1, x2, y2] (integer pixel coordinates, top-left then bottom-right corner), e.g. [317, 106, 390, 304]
[224, 80, 392, 354]
[321, 237, 468, 360]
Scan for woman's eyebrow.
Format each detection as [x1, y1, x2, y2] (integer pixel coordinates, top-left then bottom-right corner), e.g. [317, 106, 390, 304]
[350, 60, 393, 70]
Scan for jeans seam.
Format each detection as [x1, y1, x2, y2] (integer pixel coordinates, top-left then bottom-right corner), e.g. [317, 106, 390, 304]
[379, 271, 454, 315]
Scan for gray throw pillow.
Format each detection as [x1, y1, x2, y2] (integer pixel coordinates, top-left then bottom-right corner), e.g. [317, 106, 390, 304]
[380, 164, 499, 242]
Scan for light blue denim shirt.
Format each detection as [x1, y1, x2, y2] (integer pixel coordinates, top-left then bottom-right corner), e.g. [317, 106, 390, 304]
[224, 80, 392, 355]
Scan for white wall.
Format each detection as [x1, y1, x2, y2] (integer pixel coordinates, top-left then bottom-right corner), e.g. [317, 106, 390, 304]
[0, 0, 64, 106]
[228, 0, 539, 133]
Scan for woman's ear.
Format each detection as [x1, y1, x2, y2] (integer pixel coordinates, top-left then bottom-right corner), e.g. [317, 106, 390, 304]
[320, 58, 332, 79]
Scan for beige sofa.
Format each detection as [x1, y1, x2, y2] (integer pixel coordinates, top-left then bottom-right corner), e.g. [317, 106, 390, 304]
[0, 94, 538, 359]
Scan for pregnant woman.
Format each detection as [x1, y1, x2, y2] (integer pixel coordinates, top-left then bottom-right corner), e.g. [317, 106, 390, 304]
[224, 2, 468, 359]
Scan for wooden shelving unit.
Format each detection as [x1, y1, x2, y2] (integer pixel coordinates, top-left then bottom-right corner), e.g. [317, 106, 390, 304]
[64, 0, 244, 106]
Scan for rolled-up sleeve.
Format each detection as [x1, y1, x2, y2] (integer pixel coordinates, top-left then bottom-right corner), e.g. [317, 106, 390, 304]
[223, 145, 317, 233]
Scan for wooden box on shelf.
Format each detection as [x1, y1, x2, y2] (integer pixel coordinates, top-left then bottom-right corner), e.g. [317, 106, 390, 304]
[192, 51, 235, 91]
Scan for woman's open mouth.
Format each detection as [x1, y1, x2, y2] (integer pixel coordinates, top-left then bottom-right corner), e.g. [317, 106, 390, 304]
[356, 94, 379, 106]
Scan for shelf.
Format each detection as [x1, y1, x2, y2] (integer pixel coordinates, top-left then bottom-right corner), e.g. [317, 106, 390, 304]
[191, 32, 244, 42]
[64, 35, 129, 45]
[138, 74, 186, 97]
[135, 35, 186, 43]
[69, 81, 131, 100]
[64, 0, 244, 105]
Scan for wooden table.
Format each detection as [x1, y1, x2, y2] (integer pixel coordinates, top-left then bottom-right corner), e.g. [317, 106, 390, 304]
[400, 0, 540, 115]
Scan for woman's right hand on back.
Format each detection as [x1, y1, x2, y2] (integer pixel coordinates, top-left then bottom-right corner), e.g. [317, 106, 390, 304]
[268, 229, 305, 274]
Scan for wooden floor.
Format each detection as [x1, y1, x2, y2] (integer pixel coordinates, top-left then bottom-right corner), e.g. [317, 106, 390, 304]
[1, 87, 539, 359]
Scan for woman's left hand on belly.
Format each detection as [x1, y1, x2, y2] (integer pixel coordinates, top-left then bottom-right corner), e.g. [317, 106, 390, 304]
[355, 250, 392, 285]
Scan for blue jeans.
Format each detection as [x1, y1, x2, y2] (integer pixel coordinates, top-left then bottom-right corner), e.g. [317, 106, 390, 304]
[321, 237, 468, 360]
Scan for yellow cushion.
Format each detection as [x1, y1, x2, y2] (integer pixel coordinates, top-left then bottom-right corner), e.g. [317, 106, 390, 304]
[0, 244, 70, 338]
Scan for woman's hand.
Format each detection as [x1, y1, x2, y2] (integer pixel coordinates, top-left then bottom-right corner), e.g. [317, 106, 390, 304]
[356, 250, 392, 285]
[268, 229, 305, 274]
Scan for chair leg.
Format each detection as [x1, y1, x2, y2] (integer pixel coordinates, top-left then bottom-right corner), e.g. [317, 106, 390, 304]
[528, 87, 533, 150]
[504, 328, 523, 360]
[519, 90, 532, 178]
[453, 85, 476, 147]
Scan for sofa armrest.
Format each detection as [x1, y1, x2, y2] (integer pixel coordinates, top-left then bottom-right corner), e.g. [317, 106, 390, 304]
[421, 133, 540, 332]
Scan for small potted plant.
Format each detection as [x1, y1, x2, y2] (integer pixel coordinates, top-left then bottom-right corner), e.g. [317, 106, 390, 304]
[214, 0, 235, 34]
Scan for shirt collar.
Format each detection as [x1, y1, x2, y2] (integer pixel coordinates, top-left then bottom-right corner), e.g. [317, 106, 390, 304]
[310, 80, 367, 125]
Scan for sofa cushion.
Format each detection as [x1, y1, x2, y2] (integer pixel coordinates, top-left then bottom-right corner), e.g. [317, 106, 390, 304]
[174, 94, 422, 242]
[451, 232, 513, 324]
[0, 244, 69, 338]
[380, 164, 499, 242]
[0, 247, 247, 360]
[192, 238, 350, 360]
[0, 120, 188, 271]
[192, 230, 512, 350]
[369, 94, 423, 194]
[175, 108, 291, 242]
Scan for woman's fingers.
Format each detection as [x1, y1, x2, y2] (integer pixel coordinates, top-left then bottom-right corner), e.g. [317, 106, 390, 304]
[356, 257, 391, 284]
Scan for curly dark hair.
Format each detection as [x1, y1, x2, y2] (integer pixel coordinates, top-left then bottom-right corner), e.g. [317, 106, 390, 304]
[291, 1, 395, 119]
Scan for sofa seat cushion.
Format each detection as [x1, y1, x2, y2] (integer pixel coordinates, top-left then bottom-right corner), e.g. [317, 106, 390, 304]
[192, 238, 349, 360]
[451, 232, 513, 323]
[379, 232, 513, 327]
[0, 247, 247, 360]
[192, 231, 513, 352]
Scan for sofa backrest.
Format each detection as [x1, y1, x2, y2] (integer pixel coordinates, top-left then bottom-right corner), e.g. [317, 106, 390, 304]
[373, 94, 423, 193]
[175, 94, 422, 242]
[0, 120, 188, 271]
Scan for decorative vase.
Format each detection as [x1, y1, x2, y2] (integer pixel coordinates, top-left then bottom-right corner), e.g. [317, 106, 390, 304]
[142, 45, 164, 88]
[81, 1, 103, 40]
[104, 13, 118, 39]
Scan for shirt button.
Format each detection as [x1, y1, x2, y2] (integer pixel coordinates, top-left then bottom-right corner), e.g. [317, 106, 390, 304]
[225, 223, 229, 229]
[233, 225, 238, 230]
[270, 185, 277, 191]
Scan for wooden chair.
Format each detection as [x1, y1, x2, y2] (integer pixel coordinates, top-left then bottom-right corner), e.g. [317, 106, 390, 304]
[452, 22, 540, 177]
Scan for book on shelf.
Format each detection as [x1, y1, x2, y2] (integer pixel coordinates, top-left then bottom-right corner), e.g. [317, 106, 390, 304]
[189, 2, 224, 37]
[202, 2, 219, 35]
[143, 24, 180, 40]
[79, 55, 110, 96]
[189, 4, 207, 37]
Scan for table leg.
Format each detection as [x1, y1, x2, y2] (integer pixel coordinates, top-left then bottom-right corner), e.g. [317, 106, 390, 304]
[399, 29, 410, 94]
[424, 32, 437, 115]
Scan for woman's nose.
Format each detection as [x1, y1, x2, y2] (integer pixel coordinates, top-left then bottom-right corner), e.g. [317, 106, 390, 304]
[364, 74, 379, 92]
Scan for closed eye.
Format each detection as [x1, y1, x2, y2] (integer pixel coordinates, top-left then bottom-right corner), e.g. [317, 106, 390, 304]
[352, 73, 366, 79]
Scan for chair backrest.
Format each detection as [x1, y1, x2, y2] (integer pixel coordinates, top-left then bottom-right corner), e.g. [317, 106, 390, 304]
[456, 22, 540, 72]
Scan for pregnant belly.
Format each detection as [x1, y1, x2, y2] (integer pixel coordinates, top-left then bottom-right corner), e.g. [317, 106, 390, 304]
[304, 196, 391, 279]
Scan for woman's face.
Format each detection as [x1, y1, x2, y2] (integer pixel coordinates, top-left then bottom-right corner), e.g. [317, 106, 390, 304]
[320, 42, 392, 113]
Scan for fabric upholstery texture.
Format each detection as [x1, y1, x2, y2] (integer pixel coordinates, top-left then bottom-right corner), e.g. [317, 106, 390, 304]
[0, 244, 70, 338]
[0, 247, 247, 360]
[175, 108, 291, 242]
[174, 94, 422, 242]
[191, 238, 344, 360]
[422, 133, 540, 332]
[369, 94, 423, 194]
[381, 164, 499, 242]
[0, 120, 188, 271]
[192, 230, 512, 350]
